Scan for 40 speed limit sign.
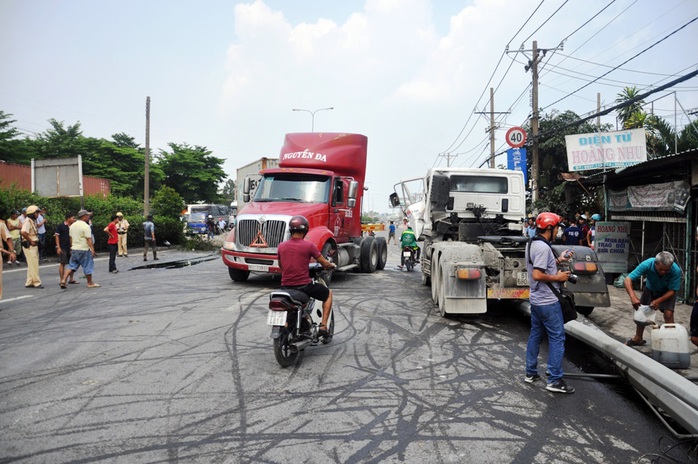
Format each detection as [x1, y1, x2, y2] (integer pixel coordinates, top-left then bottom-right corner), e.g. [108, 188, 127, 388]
[505, 126, 527, 148]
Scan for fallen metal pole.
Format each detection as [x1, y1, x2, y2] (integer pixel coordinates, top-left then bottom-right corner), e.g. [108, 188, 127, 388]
[517, 302, 698, 435]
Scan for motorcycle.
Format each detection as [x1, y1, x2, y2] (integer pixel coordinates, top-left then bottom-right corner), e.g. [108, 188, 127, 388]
[267, 263, 334, 367]
[402, 246, 416, 271]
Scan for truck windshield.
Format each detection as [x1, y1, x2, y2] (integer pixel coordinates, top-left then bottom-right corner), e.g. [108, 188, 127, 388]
[254, 173, 331, 203]
[450, 176, 508, 194]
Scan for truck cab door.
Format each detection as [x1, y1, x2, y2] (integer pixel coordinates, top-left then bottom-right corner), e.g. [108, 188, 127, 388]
[330, 177, 351, 242]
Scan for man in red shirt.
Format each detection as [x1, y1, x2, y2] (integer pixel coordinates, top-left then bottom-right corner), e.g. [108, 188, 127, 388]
[278, 216, 336, 335]
[103, 214, 119, 273]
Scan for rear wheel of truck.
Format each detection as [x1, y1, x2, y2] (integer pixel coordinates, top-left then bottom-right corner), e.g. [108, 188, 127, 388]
[375, 237, 387, 270]
[431, 254, 440, 306]
[228, 268, 250, 282]
[360, 237, 377, 273]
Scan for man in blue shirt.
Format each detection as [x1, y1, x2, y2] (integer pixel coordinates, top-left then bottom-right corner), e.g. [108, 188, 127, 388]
[562, 217, 582, 246]
[524, 212, 575, 394]
[623, 251, 682, 346]
[387, 221, 396, 245]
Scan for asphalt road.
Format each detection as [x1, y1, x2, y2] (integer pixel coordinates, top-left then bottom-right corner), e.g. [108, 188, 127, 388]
[0, 247, 682, 463]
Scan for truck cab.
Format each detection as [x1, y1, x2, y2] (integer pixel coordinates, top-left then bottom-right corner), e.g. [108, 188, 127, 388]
[222, 133, 386, 282]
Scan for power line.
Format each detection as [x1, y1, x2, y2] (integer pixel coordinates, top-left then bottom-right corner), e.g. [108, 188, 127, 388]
[536, 68, 698, 139]
[439, 1, 547, 156]
[541, 15, 698, 112]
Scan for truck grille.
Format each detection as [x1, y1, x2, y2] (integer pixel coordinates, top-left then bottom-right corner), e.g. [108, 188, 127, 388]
[236, 219, 287, 248]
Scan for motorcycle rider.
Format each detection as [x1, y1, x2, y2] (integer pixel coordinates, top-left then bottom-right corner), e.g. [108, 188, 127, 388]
[399, 225, 420, 268]
[277, 216, 336, 336]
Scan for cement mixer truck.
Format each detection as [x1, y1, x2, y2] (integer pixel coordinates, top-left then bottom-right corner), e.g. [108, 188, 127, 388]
[222, 132, 387, 282]
[390, 167, 610, 316]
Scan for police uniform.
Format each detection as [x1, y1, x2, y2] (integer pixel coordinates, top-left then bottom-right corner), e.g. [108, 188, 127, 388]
[21, 205, 42, 288]
[116, 213, 129, 257]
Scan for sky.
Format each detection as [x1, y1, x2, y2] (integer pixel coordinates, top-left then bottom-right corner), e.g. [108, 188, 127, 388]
[1, 0, 697, 213]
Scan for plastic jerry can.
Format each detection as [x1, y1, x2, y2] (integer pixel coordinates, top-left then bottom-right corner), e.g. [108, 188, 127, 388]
[651, 324, 691, 369]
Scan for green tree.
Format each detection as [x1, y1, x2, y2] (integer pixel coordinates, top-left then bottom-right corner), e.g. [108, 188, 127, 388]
[0, 111, 22, 163]
[615, 86, 645, 127]
[525, 110, 611, 214]
[157, 143, 226, 203]
[34, 119, 91, 159]
[151, 186, 185, 218]
[677, 120, 698, 151]
[221, 178, 236, 203]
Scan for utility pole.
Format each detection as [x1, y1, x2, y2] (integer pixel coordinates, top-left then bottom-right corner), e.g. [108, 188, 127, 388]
[476, 88, 510, 168]
[597, 93, 601, 129]
[530, 41, 540, 203]
[144, 96, 151, 217]
[515, 40, 562, 203]
[438, 152, 457, 167]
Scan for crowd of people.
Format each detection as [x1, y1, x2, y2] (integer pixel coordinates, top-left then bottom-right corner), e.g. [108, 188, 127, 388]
[0, 207, 159, 301]
[525, 211, 602, 248]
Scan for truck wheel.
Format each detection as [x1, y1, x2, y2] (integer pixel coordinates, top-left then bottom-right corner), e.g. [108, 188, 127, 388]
[320, 242, 335, 284]
[375, 237, 387, 270]
[421, 265, 431, 286]
[228, 268, 250, 282]
[430, 254, 440, 305]
[577, 306, 594, 316]
[360, 237, 377, 273]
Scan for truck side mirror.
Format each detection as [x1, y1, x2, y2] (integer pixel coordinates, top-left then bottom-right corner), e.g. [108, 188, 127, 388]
[347, 181, 359, 208]
[389, 192, 400, 208]
[243, 177, 251, 203]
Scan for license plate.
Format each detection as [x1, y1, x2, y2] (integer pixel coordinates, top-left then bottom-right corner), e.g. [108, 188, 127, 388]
[267, 310, 287, 326]
[248, 264, 269, 272]
[403, 251, 412, 258]
[516, 271, 529, 286]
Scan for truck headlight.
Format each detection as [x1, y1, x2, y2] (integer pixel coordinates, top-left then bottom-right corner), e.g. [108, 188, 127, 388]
[223, 241, 236, 251]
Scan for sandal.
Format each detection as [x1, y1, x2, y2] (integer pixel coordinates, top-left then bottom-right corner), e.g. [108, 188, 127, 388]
[68, 280, 79, 284]
[318, 324, 329, 337]
[625, 338, 646, 346]
[60, 281, 67, 289]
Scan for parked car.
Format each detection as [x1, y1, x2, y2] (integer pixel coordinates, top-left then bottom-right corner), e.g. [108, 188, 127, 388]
[185, 212, 208, 236]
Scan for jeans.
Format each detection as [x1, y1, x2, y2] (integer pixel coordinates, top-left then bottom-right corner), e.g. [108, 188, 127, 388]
[526, 301, 566, 383]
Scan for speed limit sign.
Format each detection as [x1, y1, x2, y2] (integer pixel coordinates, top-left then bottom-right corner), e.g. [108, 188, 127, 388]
[505, 126, 527, 148]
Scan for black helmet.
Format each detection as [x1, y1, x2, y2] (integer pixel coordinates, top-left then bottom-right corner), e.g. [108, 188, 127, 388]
[288, 215, 309, 234]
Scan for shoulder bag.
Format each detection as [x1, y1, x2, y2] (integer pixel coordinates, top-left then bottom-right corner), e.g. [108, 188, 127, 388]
[527, 237, 578, 323]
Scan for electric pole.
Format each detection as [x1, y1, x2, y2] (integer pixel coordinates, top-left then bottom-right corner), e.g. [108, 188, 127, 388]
[475, 88, 510, 168]
[438, 152, 458, 167]
[530, 41, 540, 203]
[144, 96, 151, 216]
[514, 40, 562, 203]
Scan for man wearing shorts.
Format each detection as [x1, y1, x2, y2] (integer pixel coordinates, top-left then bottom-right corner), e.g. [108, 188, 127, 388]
[55, 212, 78, 285]
[387, 221, 396, 245]
[624, 251, 681, 346]
[277, 215, 336, 336]
[61, 210, 100, 289]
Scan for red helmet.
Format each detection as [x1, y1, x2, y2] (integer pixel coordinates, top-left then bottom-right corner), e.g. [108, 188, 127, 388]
[535, 212, 561, 230]
[288, 215, 309, 234]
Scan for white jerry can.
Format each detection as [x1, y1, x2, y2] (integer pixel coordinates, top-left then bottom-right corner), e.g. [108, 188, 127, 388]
[651, 324, 691, 369]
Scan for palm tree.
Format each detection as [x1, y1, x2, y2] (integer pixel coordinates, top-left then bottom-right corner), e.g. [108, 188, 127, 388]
[615, 86, 645, 128]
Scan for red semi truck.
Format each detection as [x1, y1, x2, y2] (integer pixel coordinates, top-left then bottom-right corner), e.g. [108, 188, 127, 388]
[221, 132, 387, 282]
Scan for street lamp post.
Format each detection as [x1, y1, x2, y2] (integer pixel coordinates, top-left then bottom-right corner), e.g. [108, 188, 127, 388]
[292, 107, 334, 132]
